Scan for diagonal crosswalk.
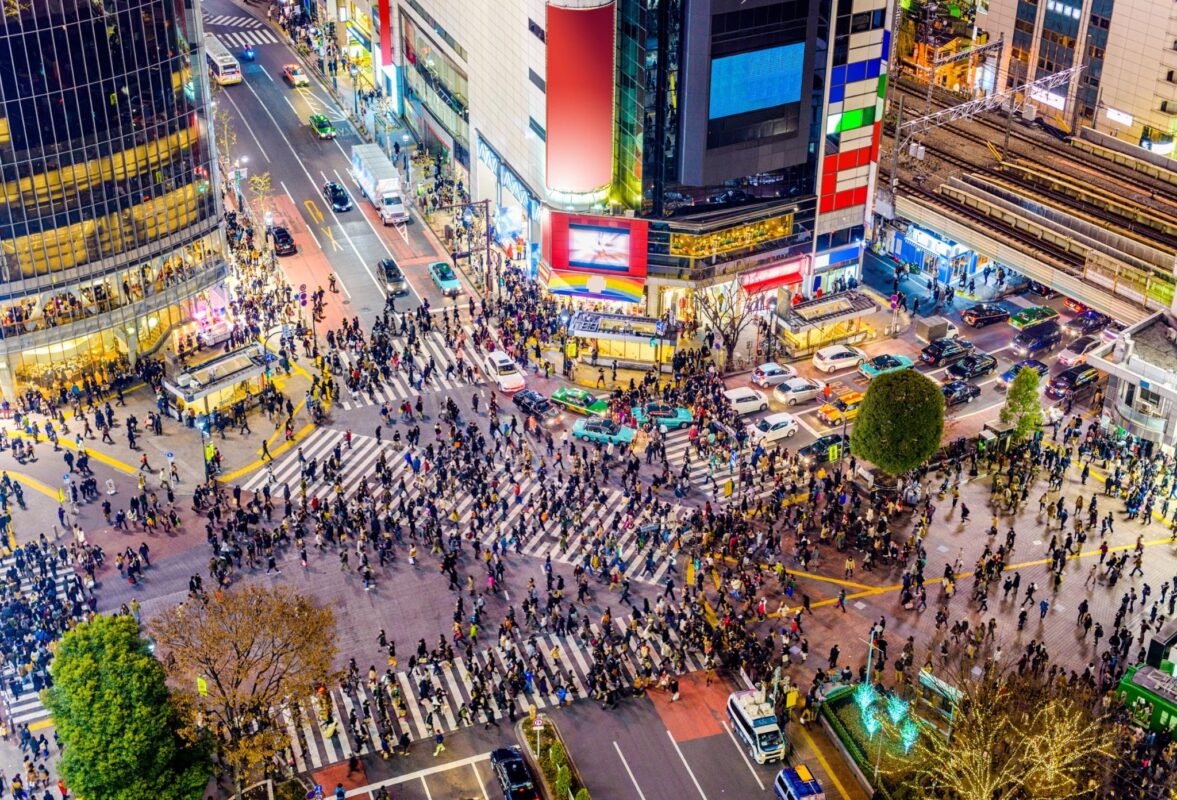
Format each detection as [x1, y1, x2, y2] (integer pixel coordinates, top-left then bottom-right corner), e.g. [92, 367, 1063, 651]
[280, 620, 705, 772]
[662, 427, 805, 505]
[202, 13, 264, 29]
[240, 427, 686, 584]
[331, 328, 494, 411]
[215, 29, 279, 48]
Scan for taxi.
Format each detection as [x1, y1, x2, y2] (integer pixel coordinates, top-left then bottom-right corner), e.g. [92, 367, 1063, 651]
[632, 402, 693, 432]
[282, 64, 309, 87]
[550, 386, 608, 417]
[816, 391, 863, 426]
[309, 113, 335, 139]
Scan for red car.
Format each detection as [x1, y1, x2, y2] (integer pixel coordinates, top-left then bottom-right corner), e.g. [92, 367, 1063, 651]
[1063, 297, 1087, 314]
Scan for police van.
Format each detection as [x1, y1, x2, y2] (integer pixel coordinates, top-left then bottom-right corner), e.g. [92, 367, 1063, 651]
[727, 689, 787, 763]
[774, 764, 825, 800]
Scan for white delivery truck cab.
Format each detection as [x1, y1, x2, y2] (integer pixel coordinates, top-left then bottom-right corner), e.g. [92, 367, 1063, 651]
[727, 689, 787, 764]
[774, 765, 826, 800]
[350, 144, 410, 225]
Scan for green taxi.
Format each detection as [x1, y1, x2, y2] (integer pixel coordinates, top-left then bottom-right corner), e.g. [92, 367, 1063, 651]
[310, 114, 335, 139]
[551, 386, 609, 417]
[1008, 305, 1059, 330]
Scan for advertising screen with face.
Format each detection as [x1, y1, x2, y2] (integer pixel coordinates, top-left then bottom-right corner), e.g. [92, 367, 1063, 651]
[568, 224, 631, 271]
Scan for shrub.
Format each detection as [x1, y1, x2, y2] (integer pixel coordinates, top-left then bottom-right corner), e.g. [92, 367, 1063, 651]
[548, 740, 567, 771]
[555, 765, 572, 797]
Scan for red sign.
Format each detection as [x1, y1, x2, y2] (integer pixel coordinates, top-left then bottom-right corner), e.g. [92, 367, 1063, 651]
[544, 212, 648, 278]
[739, 257, 806, 295]
[378, 0, 392, 66]
[545, 3, 616, 193]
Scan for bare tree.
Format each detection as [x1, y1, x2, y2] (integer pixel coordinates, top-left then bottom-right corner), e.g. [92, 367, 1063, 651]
[692, 280, 759, 371]
[247, 171, 273, 219]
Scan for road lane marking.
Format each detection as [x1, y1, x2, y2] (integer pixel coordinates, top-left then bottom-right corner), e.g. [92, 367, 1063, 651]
[796, 723, 855, 800]
[218, 86, 271, 162]
[343, 752, 492, 796]
[304, 199, 324, 224]
[320, 225, 341, 252]
[471, 763, 490, 800]
[240, 77, 387, 298]
[666, 730, 710, 800]
[420, 777, 432, 800]
[612, 740, 649, 800]
[257, 64, 273, 82]
[720, 721, 766, 792]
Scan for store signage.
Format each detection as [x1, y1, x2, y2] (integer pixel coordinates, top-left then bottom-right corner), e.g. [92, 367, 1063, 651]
[477, 133, 538, 216]
[905, 229, 955, 258]
[1105, 107, 1133, 127]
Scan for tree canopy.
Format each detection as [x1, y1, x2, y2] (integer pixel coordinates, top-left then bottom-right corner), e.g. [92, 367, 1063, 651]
[44, 614, 210, 800]
[850, 369, 944, 475]
[1000, 366, 1044, 441]
[150, 585, 337, 798]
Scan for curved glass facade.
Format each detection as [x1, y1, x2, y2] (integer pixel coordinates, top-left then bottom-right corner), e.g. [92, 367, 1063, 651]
[0, 0, 225, 398]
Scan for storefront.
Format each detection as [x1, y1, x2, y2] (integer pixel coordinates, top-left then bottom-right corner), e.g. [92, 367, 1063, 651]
[340, 2, 374, 95]
[891, 227, 978, 286]
[400, 13, 470, 181]
[161, 343, 268, 419]
[475, 131, 540, 269]
[776, 290, 877, 358]
[566, 311, 676, 368]
[739, 257, 806, 314]
[540, 211, 650, 315]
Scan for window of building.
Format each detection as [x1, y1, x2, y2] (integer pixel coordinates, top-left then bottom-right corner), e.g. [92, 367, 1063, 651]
[528, 118, 546, 141]
[528, 69, 545, 92]
[528, 18, 546, 43]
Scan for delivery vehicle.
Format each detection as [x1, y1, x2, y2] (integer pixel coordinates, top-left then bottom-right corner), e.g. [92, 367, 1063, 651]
[351, 144, 409, 225]
[728, 690, 787, 764]
[774, 765, 825, 800]
[915, 315, 959, 343]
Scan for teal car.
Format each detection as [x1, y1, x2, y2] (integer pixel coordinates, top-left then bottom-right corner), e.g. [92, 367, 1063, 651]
[858, 353, 914, 380]
[1008, 305, 1059, 330]
[428, 261, 462, 297]
[632, 402, 693, 431]
[551, 386, 609, 417]
[573, 418, 636, 446]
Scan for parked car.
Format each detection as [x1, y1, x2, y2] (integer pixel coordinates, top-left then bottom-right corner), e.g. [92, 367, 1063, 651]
[487, 351, 525, 393]
[1009, 306, 1060, 330]
[282, 64, 309, 87]
[428, 261, 462, 296]
[550, 386, 608, 417]
[772, 377, 827, 407]
[798, 433, 849, 465]
[1063, 297, 1088, 313]
[1024, 280, 1058, 298]
[572, 418, 636, 446]
[997, 359, 1050, 389]
[747, 412, 800, 446]
[270, 226, 296, 255]
[322, 181, 352, 211]
[511, 389, 561, 424]
[723, 388, 769, 416]
[489, 747, 542, 800]
[858, 354, 914, 380]
[920, 337, 976, 367]
[812, 345, 866, 374]
[961, 303, 1010, 328]
[1046, 365, 1100, 400]
[1064, 309, 1111, 337]
[1011, 321, 1062, 358]
[941, 379, 982, 407]
[817, 391, 864, 426]
[378, 258, 408, 295]
[309, 113, 335, 139]
[751, 362, 797, 387]
[1057, 335, 1101, 367]
[632, 403, 693, 431]
[946, 353, 998, 380]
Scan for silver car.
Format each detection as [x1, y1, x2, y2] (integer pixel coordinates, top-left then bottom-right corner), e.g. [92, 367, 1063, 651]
[773, 376, 828, 407]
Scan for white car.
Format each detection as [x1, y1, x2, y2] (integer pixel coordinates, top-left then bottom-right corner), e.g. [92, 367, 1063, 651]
[751, 362, 797, 387]
[747, 412, 800, 445]
[723, 388, 769, 416]
[812, 345, 867, 374]
[773, 377, 828, 407]
[1057, 335, 1100, 368]
[487, 351, 525, 393]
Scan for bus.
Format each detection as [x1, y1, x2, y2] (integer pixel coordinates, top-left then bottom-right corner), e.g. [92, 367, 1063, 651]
[204, 34, 242, 86]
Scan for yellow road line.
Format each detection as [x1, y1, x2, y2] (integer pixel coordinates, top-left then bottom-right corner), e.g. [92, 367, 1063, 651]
[218, 419, 318, 483]
[797, 723, 856, 800]
[1, 472, 60, 502]
[7, 431, 138, 476]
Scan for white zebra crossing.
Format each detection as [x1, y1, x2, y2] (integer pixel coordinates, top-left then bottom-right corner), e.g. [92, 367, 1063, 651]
[202, 13, 263, 28]
[216, 29, 279, 48]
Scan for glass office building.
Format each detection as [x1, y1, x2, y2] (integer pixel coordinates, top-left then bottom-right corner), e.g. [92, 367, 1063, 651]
[0, 0, 226, 400]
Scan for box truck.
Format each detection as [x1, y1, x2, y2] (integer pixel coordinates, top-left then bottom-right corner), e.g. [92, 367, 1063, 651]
[351, 144, 409, 225]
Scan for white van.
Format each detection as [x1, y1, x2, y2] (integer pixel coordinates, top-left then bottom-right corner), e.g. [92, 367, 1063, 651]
[488, 351, 526, 394]
[727, 689, 787, 764]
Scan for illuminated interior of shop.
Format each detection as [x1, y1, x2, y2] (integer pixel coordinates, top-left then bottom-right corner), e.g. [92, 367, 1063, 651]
[669, 213, 794, 259]
[779, 318, 873, 357]
[575, 337, 672, 364]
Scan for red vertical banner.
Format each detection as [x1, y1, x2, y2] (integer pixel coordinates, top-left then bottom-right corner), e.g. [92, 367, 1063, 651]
[378, 0, 393, 65]
[545, 2, 616, 194]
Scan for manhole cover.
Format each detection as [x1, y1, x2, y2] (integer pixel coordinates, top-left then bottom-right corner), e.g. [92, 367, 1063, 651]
[360, 306, 371, 313]
[342, 299, 351, 305]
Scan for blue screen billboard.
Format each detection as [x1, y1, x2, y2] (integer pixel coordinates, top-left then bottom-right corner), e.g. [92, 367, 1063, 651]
[708, 43, 805, 120]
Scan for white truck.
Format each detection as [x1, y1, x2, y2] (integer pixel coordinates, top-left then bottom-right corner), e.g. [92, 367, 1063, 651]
[351, 144, 409, 226]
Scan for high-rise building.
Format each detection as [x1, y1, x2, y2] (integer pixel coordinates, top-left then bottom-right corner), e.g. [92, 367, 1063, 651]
[367, 0, 890, 343]
[0, 0, 226, 400]
[978, 0, 1177, 153]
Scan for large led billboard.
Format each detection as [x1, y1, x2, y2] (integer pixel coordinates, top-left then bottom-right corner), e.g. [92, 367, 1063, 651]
[544, 212, 648, 278]
[545, 3, 616, 194]
[708, 43, 805, 120]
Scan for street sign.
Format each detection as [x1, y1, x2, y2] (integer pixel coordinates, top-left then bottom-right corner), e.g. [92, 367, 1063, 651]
[62, 473, 70, 484]
[656, 320, 666, 336]
[649, 338, 657, 348]
[828, 445, 840, 462]
[532, 716, 545, 730]
[166, 451, 175, 462]
[890, 294, 898, 310]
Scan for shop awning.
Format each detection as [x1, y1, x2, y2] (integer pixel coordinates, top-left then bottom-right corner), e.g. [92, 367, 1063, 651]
[739, 260, 804, 295]
[780, 290, 877, 333]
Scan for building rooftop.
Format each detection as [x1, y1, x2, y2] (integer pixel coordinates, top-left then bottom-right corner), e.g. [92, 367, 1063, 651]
[1129, 315, 1177, 372]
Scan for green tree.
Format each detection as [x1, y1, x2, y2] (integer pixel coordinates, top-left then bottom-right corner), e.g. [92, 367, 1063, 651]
[575, 789, 592, 800]
[44, 615, 210, 800]
[850, 369, 945, 475]
[1000, 367, 1044, 441]
[555, 765, 572, 797]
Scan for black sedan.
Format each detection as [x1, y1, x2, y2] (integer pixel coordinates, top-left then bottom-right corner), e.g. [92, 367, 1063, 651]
[489, 747, 541, 800]
[797, 433, 849, 465]
[946, 352, 998, 380]
[1024, 280, 1058, 298]
[942, 379, 982, 407]
[1064, 309, 1111, 337]
[322, 181, 352, 212]
[961, 303, 1010, 328]
[512, 389, 561, 425]
[271, 226, 296, 256]
[920, 336, 975, 367]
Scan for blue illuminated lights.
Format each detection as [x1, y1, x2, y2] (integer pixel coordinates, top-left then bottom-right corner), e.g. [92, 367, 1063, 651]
[708, 43, 805, 120]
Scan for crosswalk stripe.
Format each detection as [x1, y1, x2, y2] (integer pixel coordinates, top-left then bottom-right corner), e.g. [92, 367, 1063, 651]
[282, 707, 307, 772]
